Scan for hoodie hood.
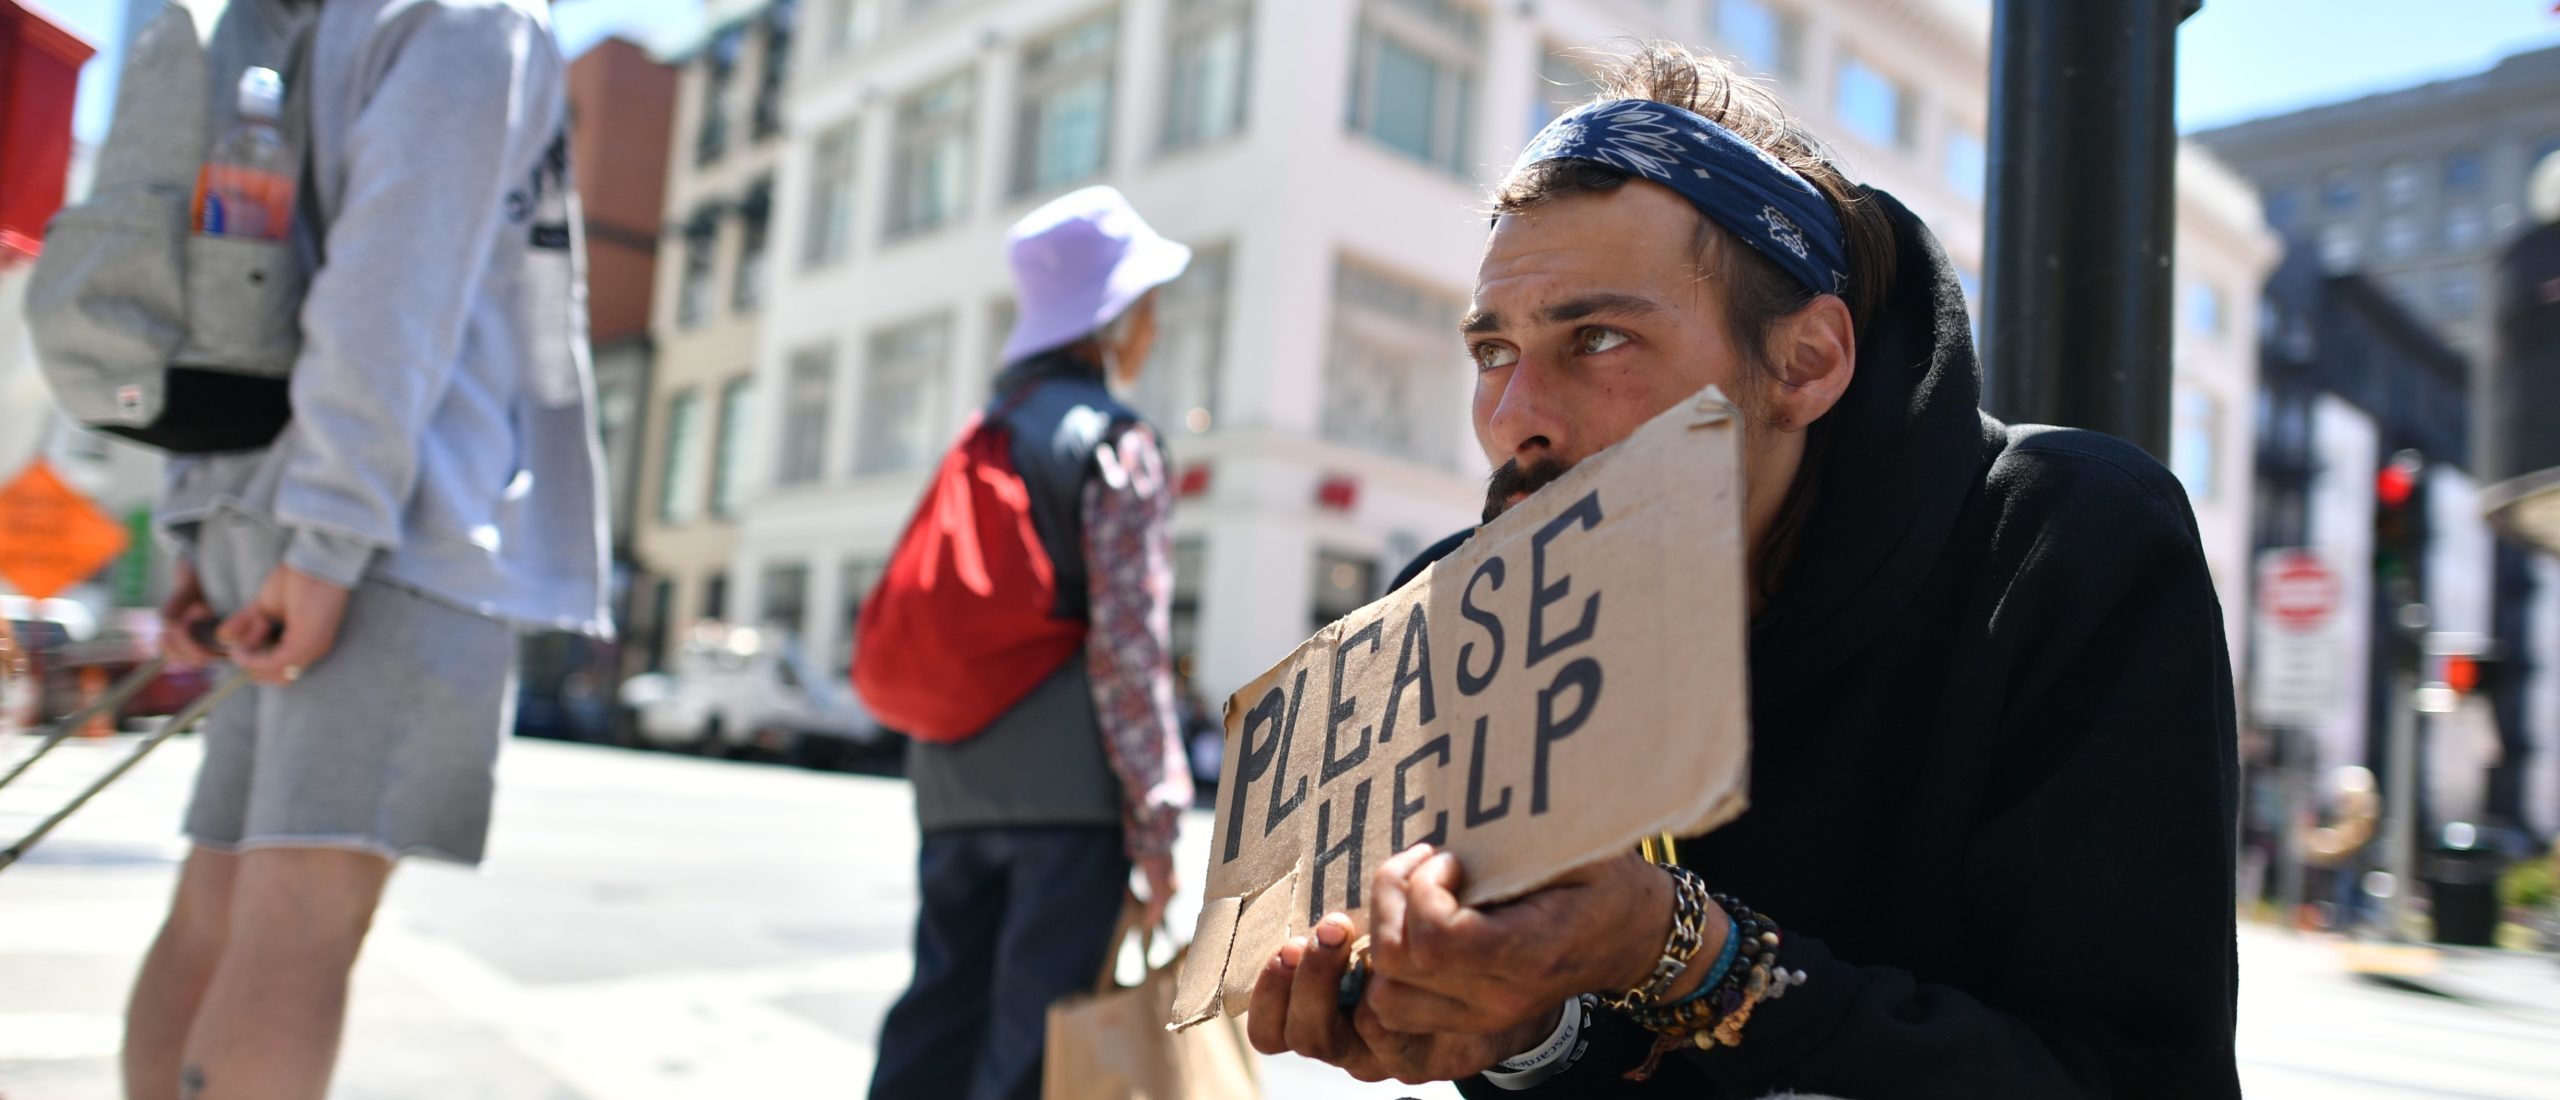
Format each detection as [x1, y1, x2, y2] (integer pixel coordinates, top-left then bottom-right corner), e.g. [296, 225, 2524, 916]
[1744, 188, 2001, 705]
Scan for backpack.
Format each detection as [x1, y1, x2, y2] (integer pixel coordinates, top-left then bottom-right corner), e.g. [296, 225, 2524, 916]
[853, 402, 1091, 743]
[26, 0, 317, 454]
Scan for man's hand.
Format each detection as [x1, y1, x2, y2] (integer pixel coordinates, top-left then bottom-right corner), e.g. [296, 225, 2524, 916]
[159, 560, 220, 668]
[1365, 844, 1715, 1037]
[1245, 912, 1552, 1085]
[216, 566, 351, 687]
[1136, 852, 1179, 929]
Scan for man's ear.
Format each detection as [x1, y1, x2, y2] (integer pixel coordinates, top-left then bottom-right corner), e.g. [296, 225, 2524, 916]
[1764, 295, 1856, 432]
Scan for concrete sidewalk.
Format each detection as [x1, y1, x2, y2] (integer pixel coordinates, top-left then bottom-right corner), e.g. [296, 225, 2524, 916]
[0, 732, 1437, 1100]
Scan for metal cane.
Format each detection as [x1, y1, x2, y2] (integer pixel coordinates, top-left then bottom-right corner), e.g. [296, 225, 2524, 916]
[0, 669, 251, 874]
[0, 655, 169, 792]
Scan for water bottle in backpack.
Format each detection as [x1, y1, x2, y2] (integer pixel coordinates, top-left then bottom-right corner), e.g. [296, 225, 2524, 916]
[194, 67, 295, 241]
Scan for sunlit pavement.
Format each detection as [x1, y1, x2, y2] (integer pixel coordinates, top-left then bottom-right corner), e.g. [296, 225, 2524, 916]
[4, 733, 2555, 1099]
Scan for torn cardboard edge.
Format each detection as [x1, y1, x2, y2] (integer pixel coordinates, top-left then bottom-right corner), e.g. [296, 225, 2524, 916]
[1170, 385, 1754, 1031]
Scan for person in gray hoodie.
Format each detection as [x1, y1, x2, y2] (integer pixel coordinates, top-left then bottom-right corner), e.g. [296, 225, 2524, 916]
[121, 3, 604, 1099]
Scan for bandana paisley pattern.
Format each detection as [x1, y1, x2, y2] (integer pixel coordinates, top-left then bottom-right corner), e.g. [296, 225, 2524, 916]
[1513, 99, 1850, 297]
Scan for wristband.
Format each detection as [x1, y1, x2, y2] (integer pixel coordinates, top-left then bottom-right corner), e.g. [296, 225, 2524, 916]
[1481, 996, 1593, 1091]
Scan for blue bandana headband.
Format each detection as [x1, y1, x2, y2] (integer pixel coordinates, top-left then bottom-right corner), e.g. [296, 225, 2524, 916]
[1512, 99, 1848, 298]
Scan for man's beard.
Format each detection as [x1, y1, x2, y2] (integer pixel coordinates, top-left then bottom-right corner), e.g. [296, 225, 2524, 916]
[1482, 456, 1576, 523]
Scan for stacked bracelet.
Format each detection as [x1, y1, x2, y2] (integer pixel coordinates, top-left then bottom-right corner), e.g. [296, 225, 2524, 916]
[1602, 864, 1716, 1014]
[1620, 894, 1808, 1081]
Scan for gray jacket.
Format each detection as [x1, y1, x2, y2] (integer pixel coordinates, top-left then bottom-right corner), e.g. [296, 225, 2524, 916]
[164, 0, 607, 635]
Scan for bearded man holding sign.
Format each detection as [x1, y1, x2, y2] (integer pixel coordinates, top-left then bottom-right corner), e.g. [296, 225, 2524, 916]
[1243, 47, 2242, 1097]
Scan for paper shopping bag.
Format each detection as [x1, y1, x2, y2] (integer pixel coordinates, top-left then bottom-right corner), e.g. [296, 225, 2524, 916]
[1045, 913, 1259, 1100]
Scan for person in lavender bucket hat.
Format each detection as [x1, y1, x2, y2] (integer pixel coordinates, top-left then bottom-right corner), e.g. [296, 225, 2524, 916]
[870, 186, 1196, 1100]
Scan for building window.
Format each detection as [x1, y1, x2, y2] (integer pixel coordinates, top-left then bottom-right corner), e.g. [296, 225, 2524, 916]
[2438, 269, 2478, 318]
[2169, 387, 2217, 502]
[677, 208, 718, 328]
[1711, 0, 1797, 81]
[1326, 258, 1467, 469]
[2264, 187, 2302, 231]
[733, 180, 772, 313]
[710, 375, 754, 518]
[2185, 281, 2223, 339]
[2443, 150, 2484, 194]
[760, 561, 811, 640]
[658, 388, 707, 525]
[1014, 11, 1118, 197]
[777, 345, 835, 486]
[836, 557, 886, 674]
[856, 315, 954, 476]
[701, 573, 728, 621]
[752, 3, 795, 141]
[2317, 222, 2359, 271]
[989, 297, 1019, 369]
[2381, 157, 2423, 208]
[803, 122, 858, 269]
[1347, 0, 1482, 176]
[2379, 213, 2420, 260]
[2321, 168, 2359, 213]
[2442, 203, 2484, 252]
[888, 71, 975, 238]
[822, 0, 886, 55]
[1531, 47, 1596, 136]
[1312, 549, 1379, 633]
[1130, 244, 1232, 435]
[696, 28, 743, 166]
[1836, 56, 1911, 150]
[1943, 126, 1986, 203]
[1163, 0, 1252, 152]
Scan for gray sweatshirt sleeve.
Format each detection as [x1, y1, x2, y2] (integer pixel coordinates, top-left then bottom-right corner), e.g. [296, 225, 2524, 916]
[269, 5, 565, 574]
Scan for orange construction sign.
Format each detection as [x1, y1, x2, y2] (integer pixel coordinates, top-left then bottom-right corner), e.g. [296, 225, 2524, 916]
[0, 460, 129, 600]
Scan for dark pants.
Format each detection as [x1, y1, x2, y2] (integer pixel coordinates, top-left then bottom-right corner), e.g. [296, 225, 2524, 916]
[869, 826, 1131, 1100]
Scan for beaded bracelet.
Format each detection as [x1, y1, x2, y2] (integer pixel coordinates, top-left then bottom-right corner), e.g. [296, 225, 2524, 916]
[1621, 894, 1808, 1081]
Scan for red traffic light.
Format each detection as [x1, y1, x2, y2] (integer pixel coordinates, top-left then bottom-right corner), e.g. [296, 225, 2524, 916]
[2445, 654, 2479, 695]
[2377, 453, 2422, 508]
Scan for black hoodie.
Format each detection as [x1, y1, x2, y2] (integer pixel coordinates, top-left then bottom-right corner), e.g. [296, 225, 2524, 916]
[1427, 191, 2242, 1098]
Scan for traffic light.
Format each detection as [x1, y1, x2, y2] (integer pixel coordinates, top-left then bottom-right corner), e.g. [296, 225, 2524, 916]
[2374, 450, 2425, 601]
[2437, 652, 2503, 698]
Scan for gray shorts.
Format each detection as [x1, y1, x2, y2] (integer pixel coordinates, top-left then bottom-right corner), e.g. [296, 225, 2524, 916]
[183, 512, 518, 865]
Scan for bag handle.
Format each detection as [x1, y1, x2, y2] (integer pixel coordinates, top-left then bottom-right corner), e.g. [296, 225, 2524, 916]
[1092, 897, 1170, 995]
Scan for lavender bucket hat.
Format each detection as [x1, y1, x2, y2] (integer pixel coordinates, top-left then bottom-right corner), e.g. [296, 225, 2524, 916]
[1001, 185, 1194, 364]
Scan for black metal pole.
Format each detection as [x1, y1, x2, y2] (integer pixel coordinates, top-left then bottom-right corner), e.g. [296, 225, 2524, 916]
[1983, 0, 2199, 459]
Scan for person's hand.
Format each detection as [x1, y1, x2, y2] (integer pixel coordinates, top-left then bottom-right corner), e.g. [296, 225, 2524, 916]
[159, 560, 219, 668]
[1136, 852, 1179, 929]
[1245, 911, 1554, 1085]
[1365, 844, 1724, 1037]
[216, 566, 351, 687]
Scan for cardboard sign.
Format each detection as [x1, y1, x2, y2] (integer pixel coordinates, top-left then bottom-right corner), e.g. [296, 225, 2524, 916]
[1170, 387, 1752, 1030]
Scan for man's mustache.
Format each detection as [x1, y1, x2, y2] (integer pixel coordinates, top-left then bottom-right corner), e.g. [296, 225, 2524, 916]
[1482, 456, 1575, 523]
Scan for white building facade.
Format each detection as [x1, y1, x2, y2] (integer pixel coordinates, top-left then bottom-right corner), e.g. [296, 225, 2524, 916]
[733, 0, 2272, 705]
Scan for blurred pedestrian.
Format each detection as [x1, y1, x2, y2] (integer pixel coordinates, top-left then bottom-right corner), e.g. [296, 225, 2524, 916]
[1248, 44, 2242, 1096]
[118, 3, 604, 1099]
[865, 186, 1194, 1100]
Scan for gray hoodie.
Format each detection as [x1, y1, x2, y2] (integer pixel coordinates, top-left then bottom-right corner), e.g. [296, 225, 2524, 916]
[164, 0, 608, 636]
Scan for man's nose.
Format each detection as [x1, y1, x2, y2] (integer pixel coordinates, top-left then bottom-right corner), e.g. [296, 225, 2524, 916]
[1484, 358, 1570, 461]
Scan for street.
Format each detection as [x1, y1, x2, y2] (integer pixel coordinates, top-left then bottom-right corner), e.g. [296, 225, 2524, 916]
[3, 733, 2557, 1100]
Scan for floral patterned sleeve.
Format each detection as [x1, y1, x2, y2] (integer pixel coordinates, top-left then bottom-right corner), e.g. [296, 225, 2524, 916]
[1082, 423, 1192, 860]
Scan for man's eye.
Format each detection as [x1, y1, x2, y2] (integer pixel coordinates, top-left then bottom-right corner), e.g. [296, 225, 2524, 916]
[1577, 327, 1631, 355]
[1473, 343, 1520, 371]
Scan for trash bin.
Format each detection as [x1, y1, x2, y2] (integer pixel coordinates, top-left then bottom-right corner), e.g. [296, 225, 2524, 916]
[2424, 829, 2504, 947]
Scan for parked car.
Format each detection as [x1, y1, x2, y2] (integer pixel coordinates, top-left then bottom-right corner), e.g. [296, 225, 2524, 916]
[1, 616, 32, 734]
[619, 623, 891, 771]
[3, 603, 216, 726]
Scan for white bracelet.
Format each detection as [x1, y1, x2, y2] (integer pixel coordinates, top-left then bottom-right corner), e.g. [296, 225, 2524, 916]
[1480, 997, 1590, 1091]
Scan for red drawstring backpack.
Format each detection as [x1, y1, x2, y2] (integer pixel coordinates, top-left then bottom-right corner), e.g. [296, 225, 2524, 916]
[853, 408, 1088, 742]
